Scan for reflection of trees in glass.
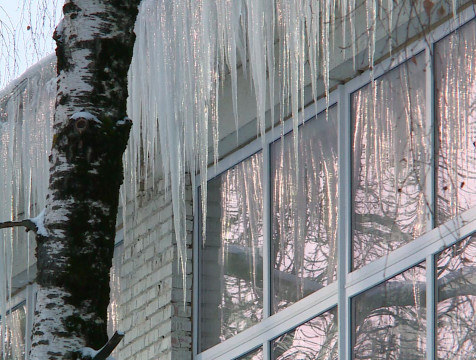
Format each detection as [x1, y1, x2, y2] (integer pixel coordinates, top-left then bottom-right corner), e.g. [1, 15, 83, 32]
[236, 347, 263, 360]
[437, 235, 476, 360]
[199, 152, 263, 351]
[272, 308, 337, 360]
[199, 19, 476, 355]
[436, 20, 476, 225]
[271, 107, 338, 313]
[352, 53, 429, 269]
[0, 305, 26, 360]
[353, 265, 427, 360]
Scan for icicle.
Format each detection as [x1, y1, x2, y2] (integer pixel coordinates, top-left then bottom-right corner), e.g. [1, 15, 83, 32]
[350, 0, 357, 70]
[0, 56, 55, 356]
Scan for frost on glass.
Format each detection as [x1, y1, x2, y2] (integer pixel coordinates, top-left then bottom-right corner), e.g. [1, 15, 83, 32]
[199, 152, 263, 352]
[436, 235, 476, 359]
[272, 308, 338, 360]
[237, 347, 263, 360]
[271, 107, 338, 312]
[353, 264, 426, 360]
[352, 54, 429, 269]
[0, 305, 26, 360]
[435, 19, 476, 225]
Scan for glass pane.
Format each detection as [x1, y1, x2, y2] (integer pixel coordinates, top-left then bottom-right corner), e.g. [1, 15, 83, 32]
[271, 107, 338, 313]
[272, 308, 338, 360]
[353, 263, 426, 360]
[352, 54, 429, 269]
[435, 19, 476, 224]
[436, 235, 476, 359]
[237, 347, 263, 360]
[0, 305, 26, 360]
[108, 243, 123, 337]
[199, 152, 263, 352]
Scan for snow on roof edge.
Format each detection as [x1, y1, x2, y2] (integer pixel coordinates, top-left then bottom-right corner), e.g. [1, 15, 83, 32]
[0, 53, 56, 99]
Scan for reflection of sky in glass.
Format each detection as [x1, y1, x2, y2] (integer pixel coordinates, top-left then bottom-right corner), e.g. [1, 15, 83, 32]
[436, 20, 476, 225]
[353, 264, 426, 359]
[437, 235, 476, 359]
[352, 54, 429, 269]
[272, 308, 337, 360]
[271, 107, 338, 313]
[199, 152, 263, 352]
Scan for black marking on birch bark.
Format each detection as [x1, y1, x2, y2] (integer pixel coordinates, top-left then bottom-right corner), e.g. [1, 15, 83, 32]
[54, 0, 140, 125]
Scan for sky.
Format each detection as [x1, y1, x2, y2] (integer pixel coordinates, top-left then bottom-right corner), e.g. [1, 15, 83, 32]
[0, 0, 63, 90]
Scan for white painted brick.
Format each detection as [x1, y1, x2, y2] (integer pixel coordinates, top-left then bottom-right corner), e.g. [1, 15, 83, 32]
[118, 179, 192, 360]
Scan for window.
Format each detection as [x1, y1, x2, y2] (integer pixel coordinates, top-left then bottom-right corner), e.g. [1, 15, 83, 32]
[435, 18, 476, 224]
[353, 264, 427, 359]
[0, 303, 27, 360]
[436, 235, 476, 359]
[271, 107, 338, 313]
[352, 53, 429, 269]
[199, 152, 264, 352]
[195, 12, 476, 360]
[272, 308, 338, 359]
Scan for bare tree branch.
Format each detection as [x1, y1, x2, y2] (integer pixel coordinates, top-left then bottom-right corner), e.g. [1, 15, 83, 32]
[93, 331, 124, 360]
[0, 219, 37, 233]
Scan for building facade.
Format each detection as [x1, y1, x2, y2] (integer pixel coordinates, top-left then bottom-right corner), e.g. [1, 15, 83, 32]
[0, 0, 475, 359]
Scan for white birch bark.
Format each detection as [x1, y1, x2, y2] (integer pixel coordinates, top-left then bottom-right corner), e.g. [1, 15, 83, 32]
[29, 0, 140, 358]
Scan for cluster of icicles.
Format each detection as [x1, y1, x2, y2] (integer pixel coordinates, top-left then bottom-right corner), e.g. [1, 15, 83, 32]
[0, 56, 56, 356]
[0, 0, 461, 348]
[123, 0, 391, 277]
[124, 0, 458, 279]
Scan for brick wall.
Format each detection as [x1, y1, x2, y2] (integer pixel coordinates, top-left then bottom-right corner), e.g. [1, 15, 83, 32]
[117, 177, 193, 360]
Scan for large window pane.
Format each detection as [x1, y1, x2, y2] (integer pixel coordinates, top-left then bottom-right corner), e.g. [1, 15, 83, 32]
[437, 235, 476, 359]
[271, 308, 338, 360]
[199, 152, 263, 352]
[352, 54, 429, 269]
[353, 264, 426, 360]
[271, 107, 338, 313]
[435, 19, 476, 224]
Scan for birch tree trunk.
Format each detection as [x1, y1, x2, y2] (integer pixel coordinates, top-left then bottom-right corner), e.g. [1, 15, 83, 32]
[30, 0, 140, 358]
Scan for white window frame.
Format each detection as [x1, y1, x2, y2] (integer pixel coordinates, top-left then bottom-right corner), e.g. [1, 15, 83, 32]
[193, 6, 476, 359]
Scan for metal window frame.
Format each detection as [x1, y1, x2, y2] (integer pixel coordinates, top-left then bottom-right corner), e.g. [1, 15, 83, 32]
[193, 7, 476, 359]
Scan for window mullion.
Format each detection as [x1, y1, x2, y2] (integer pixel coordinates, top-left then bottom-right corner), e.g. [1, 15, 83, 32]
[425, 44, 435, 231]
[426, 41, 436, 360]
[193, 181, 200, 357]
[337, 84, 351, 360]
[426, 254, 436, 360]
[263, 340, 271, 360]
[263, 140, 271, 322]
